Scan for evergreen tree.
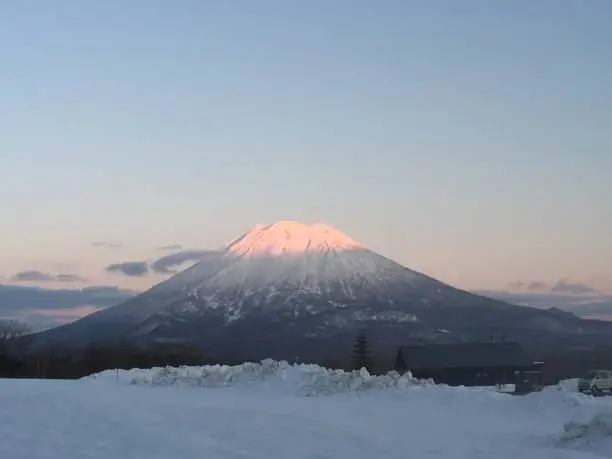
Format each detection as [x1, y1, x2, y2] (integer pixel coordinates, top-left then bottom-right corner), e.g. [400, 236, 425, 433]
[353, 329, 370, 370]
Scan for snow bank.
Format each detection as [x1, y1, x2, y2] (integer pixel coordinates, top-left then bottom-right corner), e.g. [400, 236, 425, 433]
[560, 412, 612, 448]
[561, 412, 612, 442]
[5, 377, 607, 459]
[84, 359, 433, 396]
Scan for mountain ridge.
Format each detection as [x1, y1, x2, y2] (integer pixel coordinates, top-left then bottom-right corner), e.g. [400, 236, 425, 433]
[35, 221, 612, 360]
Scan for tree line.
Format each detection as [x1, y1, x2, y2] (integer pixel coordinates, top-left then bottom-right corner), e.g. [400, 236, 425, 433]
[2, 319, 611, 383]
[0, 319, 237, 379]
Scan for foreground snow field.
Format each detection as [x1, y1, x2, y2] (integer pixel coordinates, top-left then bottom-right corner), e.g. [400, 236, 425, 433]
[2, 362, 612, 459]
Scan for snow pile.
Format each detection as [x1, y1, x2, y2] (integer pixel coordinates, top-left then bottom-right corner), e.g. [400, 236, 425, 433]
[559, 412, 612, 446]
[553, 391, 612, 455]
[14, 363, 612, 458]
[557, 378, 579, 392]
[85, 359, 431, 396]
[514, 386, 607, 421]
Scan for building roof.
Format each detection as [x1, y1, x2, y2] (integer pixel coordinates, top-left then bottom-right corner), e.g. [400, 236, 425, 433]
[396, 342, 534, 371]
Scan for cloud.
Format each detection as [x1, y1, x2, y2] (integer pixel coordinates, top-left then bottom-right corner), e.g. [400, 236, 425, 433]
[150, 250, 215, 274]
[0, 284, 138, 330]
[10, 271, 54, 282]
[550, 279, 598, 295]
[101, 248, 215, 278]
[506, 280, 548, 291]
[105, 261, 149, 277]
[55, 274, 87, 282]
[476, 290, 612, 320]
[31, 305, 103, 319]
[565, 298, 612, 317]
[527, 281, 548, 291]
[157, 244, 183, 251]
[506, 279, 599, 295]
[92, 241, 124, 249]
[10, 270, 87, 283]
[507, 281, 526, 289]
[23, 306, 106, 330]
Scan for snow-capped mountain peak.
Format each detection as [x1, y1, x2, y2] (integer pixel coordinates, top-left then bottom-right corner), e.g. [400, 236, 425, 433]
[224, 221, 363, 257]
[37, 219, 612, 363]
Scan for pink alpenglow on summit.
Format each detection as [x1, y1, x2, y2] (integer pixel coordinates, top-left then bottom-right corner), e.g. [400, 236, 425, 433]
[224, 221, 364, 257]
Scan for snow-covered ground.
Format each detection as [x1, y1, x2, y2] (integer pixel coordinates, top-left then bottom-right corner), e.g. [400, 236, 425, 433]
[2, 361, 612, 459]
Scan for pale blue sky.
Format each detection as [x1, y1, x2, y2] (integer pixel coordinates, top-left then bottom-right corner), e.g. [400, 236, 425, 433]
[1, 1, 611, 295]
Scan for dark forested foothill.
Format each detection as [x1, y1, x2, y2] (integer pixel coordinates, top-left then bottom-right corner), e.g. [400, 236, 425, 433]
[2, 319, 612, 384]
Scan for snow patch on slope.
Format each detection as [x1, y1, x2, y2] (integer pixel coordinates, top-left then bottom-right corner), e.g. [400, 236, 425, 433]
[154, 220, 426, 305]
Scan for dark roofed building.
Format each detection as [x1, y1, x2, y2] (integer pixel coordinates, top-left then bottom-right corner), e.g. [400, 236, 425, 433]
[394, 342, 542, 388]
[0, 353, 24, 378]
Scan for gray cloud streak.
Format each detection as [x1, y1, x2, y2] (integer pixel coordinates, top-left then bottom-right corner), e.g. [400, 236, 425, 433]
[551, 279, 598, 295]
[527, 281, 548, 291]
[105, 261, 149, 277]
[507, 280, 549, 291]
[506, 279, 599, 295]
[477, 290, 612, 320]
[151, 250, 215, 274]
[0, 285, 139, 330]
[11, 270, 87, 283]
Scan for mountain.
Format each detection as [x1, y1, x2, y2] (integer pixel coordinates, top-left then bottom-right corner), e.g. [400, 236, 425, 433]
[36, 221, 612, 360]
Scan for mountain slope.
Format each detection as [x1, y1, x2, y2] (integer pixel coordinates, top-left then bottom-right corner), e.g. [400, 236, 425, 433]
[36, 221, 612, 360]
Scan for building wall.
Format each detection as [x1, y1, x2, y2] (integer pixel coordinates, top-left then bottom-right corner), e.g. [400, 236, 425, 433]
[410, 367, 518, 386]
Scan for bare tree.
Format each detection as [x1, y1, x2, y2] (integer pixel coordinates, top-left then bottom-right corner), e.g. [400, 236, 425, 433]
[0, 319, 33, 357]
[32, 346, 57, 379]
[0, 319, 31, 341]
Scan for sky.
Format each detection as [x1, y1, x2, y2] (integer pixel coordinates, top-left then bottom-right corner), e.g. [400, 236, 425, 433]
[1, 1, 611, 328]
